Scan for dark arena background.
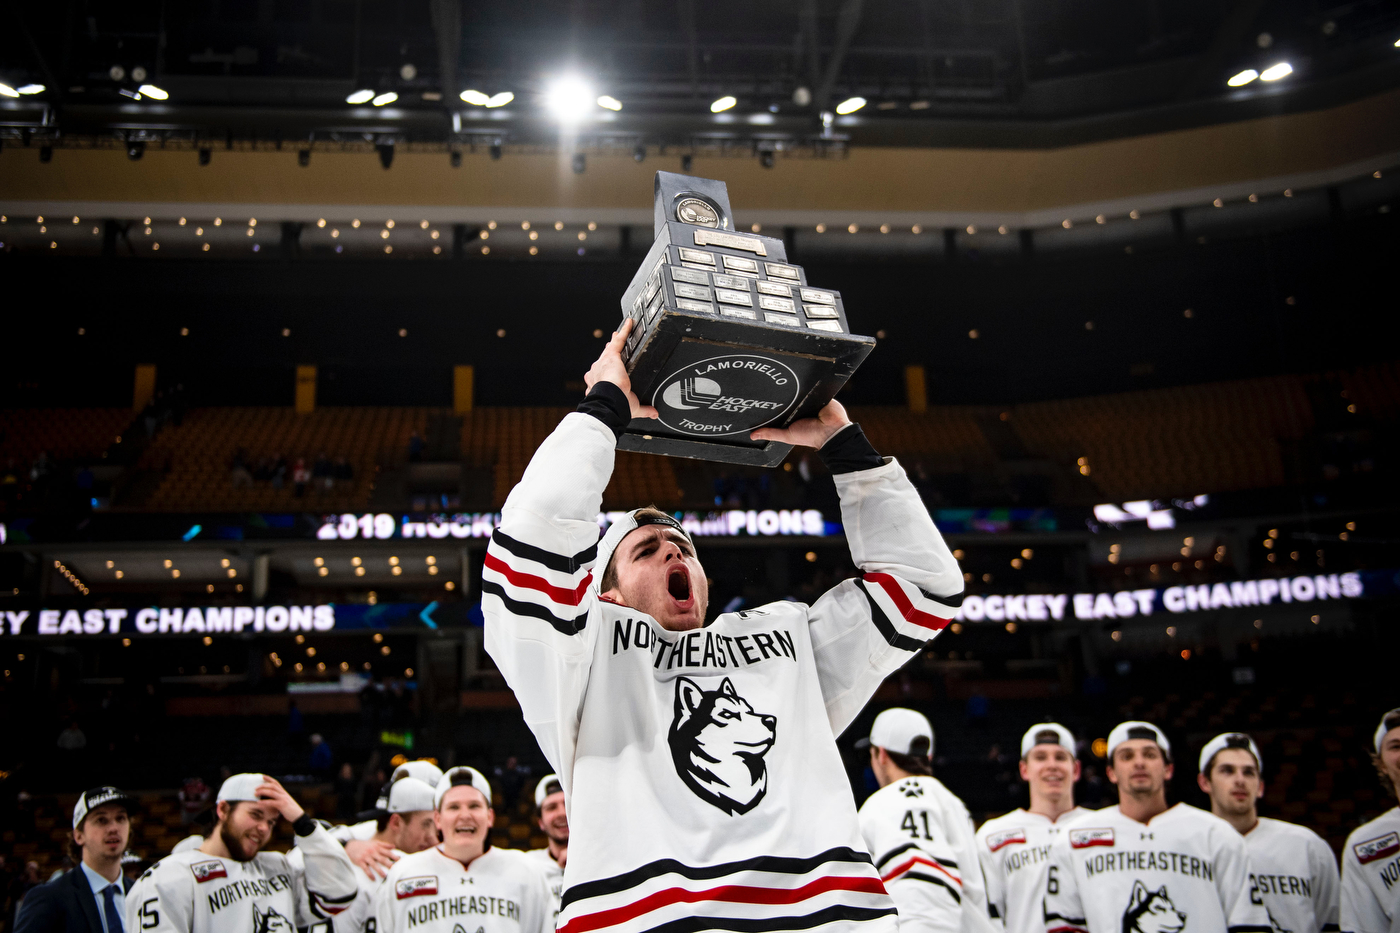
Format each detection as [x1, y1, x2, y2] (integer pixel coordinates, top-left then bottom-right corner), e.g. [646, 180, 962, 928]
[2, 0, 1400, 896]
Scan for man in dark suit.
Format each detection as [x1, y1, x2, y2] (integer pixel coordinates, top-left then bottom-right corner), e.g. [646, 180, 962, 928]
[15, 787, 137, 933]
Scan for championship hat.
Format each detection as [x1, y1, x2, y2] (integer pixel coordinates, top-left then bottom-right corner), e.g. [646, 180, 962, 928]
[857, 708, 934, 757]
[434, 767, 493, 808]
[534, 774, 563, 809]
[72, 786, 137, 829]
[1020, 723, 1077, 759]
[593, 510, 693, 593]
[216, 773, 269, 803]
[1198, 732, 1262, 775]
[391, 760, 444, 787]
[1106, 721, 1172, 761]
[1375, 708, 1400, 753]
[385, 777, 437, 813]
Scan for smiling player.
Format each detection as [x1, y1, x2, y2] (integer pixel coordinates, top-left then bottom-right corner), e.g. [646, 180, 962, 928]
[1341, 708, 1400, 933]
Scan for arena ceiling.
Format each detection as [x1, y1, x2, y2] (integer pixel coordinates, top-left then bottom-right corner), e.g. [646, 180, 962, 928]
[3, 0, 1400, 153]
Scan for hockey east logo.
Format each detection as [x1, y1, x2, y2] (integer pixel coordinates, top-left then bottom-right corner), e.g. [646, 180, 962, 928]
[986, 828, 1027, 852]
[396, 876, 439, 899]
[1070, 828, 1115, 849]
[668, 676, 777, 815]
[1123, 882, 1187, 933]
[653, 355, 800, 438]
[1354, 831, 1400, 865]
[189, 860, 227, 883]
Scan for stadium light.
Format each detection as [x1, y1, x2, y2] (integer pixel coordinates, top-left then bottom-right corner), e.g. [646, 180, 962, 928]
[1227, 69, 1258, 87]
[835, 96, 866, 115]
[0, 84, 18, 98]
[1259, 62, 1293, 81]
[17, 84, 45, 95]
[711, 95, 737, 113]
[138, 84, 169, 100]
[372, 91, 398, 106]
[486, 92, 513, 107]
[544, 76, 594, 122]
[596, 95, 622, 111]
[346, 89, 375, 104]
[460, 89, 490, 105]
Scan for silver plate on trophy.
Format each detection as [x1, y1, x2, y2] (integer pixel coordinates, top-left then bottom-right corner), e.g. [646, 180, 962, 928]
[756, 281, 792, 297]
[677, 247, 716, 265]
[759, 295, 796, 313]
[715, 288, 753, 306]
[674, 283, 712, 301]
[764, 312, 801, 327]
[803, 303, 839, 319]
[765, 263, 800, 280]
[800, 288, 836, 305]
[669, 267, 710, 285]
[720, 308, 756, 319]
[675, 298, 715, 314]
[712, 273, 749, 290]
[807, 320, 843, 332]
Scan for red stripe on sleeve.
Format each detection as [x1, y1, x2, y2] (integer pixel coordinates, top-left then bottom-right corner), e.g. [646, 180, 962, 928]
[483, 552, 592, 606]
[864, 572, 950, 632]
[557, 875, 887, 933]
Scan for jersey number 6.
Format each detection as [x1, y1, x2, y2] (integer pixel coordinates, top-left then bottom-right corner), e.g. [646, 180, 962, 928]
[1047, 865, 1059, 895]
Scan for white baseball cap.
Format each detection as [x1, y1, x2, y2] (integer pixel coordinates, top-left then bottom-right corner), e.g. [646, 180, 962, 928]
[434, 767, 493, 808]
[1198, 732, 1262, 775]
[216, 773, 269, 803]
[72, 786, 137, 829]
[1107, 721, 1172, 761]
[858, 708, 934, 757]
[391, 760, 444, 787]
[1375, 709, 1400, 753]
[1020, 724, 1077, 759]
[593, 510, 693, 593]
[171, 835, 204, 853]
[534, 774, 563, 809]
[385, 777, 437, 814]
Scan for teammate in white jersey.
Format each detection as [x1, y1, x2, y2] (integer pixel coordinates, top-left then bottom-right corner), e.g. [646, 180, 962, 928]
[337, 761, 446, 880]
[125, 774, 359, 933]
[857, 709, 997, 933]
[1196, 732, 1339, 933]
[976, 724, 1090, 933]
[483, 322, 963, 933]
[523, 775, 567, 926]
[374, 767, 551, 933]
[1341, 709, 1400, 933]
[1043, 721, 1270, 933]
[291, 777, 439, 933]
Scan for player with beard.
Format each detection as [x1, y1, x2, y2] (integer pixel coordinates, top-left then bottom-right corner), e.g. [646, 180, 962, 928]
[1043, 721, 1269, 933]
[485, 321, 961, 933]
[976, 725, 1091, 933]
[290, 777, 439, 933]
[1341, 708, 1400, 933]
[126, 774, 358, 933]
[524, 775, 567, 925]
[373, 768, 550, 933]
[1197, 732, 1339, 933]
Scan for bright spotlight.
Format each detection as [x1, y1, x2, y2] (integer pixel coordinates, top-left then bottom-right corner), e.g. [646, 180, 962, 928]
[138, 84, 169, 100]
[1227, 69, 1259, 87]
[460, 89, 490, 106]
[596, 95, 622, 111]
[711, 95, 737, 113]
[17, 84, 45, 95]
[544, 77, 594, 121]
[0, 84, 18, 98]
[346, 89, 375, 104]
[372, 91, 399, 106]
[834, 96, 866, 115]
[486, 91, 514, 107]
[1259, 62, 1293, 81]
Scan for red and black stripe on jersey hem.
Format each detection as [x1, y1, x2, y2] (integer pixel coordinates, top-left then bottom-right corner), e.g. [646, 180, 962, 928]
[577, 903, 897, 933]
[855, 580, 937, 652]
[560, 847, 881, 911]
[1044, 909, 1089, 933]
[483, 530, 597, 636]
[874, 844, 962, 902]
[308, 889, 357, 918]
[873, 843, 958, 875]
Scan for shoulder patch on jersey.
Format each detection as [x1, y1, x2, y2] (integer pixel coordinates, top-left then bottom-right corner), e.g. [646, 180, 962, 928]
[190, 860, 227, 883]
[987, 828, 1027, 852]
[1353, 831, 1400, 864]
[396, 876, 438, 899]
[1070, 828, 1115, 849]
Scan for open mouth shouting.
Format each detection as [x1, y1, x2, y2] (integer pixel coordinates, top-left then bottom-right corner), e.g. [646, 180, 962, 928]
[667, 565, 694, 610]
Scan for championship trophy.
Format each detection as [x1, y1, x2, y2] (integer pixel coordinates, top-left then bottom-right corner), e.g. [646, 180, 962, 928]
[617, 172, 875, 466]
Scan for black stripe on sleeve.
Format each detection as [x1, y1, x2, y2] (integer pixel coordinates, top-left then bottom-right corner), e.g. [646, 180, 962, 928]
[1044, 912, 1088, 925]
[559, 847, 875, 911]
[989, 905, 1001, 919]
[481, 580, 588, 637]
[854, 580, 927, 652]
[900, 872, 962, 904]
[1321, 926, 1339, 932]
[919, 587, 965, 609]
[491, 529, 598, 575]
[874, 843, 921, 871]
[641, 904, 896, 933]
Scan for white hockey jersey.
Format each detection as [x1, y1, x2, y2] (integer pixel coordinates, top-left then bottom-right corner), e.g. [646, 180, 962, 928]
[1242, 818, 1339, 933]
[125, 825, 359, 933]
[1340, 807, 1400, 933]
[975, 808, 1091, 933]
[522, 850, 563, 927]
[483, 411, 963, 933]
[1043, 804, 1271, 933]
[858, 776, 998, 933]
[372, 846, 551, 933]
[289, 842, 405, 933]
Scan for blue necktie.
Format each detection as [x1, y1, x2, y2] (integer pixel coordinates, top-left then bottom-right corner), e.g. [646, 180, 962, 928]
[102, 884, 125, 933]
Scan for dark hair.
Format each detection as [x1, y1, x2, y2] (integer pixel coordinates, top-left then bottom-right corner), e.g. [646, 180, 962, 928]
[884, 736, 934, 777]
[1373, 753, 1397, 800]
[376, 812, 394, 833]
[599, 507, 679, 594]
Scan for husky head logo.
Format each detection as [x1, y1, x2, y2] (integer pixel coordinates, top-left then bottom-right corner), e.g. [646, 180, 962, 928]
[1123, 882, 1186, 933]
[668, 676, 777, 815]
[252, 906, 295, 933]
